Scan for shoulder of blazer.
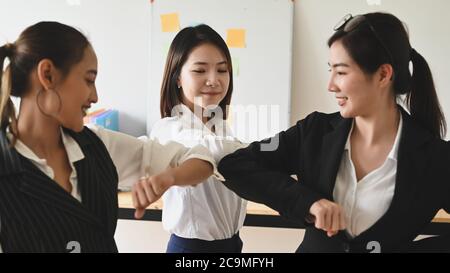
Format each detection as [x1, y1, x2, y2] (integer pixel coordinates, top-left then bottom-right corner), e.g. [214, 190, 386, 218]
[295, 111, 348, 137]
[399, 107, 443, 150]
[63, 126, 118, 178]
[0, 126, 107, 177]
[62, 126, 97, 148]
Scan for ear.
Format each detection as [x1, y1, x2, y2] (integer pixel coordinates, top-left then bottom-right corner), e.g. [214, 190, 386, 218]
[36, 59, 56, 90]
[377, 63, 394, 87]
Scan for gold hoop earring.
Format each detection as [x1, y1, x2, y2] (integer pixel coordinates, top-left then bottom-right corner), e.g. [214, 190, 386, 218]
[36, 88, 62, 117]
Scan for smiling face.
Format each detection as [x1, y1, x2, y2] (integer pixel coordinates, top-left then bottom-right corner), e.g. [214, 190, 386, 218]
[328, 40, 381, 118]
[55, 45, 98, 132]
[177, 43, 230, 112]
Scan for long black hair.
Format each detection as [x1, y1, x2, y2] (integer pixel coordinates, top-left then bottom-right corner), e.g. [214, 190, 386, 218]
[0, 21, 90, 142]
[160, 24, 233, 119]
[328, 12, 446, 139]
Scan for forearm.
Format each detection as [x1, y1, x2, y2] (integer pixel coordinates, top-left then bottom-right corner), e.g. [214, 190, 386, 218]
[219, 147, 323, 224]
[170, 158, 213, 186]
[132, 158, 213, 219]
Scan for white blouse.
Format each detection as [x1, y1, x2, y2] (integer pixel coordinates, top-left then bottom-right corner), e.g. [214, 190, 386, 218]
[333, 116, 403, 238]
[150, 104, 248, 241]
[0, 125, 218, 252]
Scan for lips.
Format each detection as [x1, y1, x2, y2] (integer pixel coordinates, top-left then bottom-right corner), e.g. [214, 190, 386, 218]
[336, 96, 348, 106]
[81, 105, 90, 116]
[201, 92, 221, 96]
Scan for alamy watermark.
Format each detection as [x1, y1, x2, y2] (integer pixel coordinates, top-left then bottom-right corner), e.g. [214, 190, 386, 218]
[367, 241, 381, 253]
[169, 97, 281, 151]
[66, 241, 81, 253]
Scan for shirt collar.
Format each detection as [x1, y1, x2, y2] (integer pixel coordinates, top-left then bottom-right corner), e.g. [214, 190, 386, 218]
[176, 104, 230, 137]
[344, 115, 403, 161]
[12, 127, 85, 165]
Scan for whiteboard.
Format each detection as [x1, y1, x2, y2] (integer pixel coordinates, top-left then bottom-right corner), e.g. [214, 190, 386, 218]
[147, 0, 293, 142]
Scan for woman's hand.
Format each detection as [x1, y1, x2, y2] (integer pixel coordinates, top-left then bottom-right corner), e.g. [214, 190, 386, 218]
[308, 199, 347, 237]
[132, 169, 175, 219]
[131, 158, 213, 219]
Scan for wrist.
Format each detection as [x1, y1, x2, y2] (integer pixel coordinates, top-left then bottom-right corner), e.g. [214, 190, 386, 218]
[164, 167, 178, 187]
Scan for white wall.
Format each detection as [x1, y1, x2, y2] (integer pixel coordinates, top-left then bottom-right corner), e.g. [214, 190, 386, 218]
[115, 220, 304, 253]
[292, 0, 450, 139]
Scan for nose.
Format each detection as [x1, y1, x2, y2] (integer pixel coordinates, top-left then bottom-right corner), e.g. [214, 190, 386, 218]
[206, 72, 219, 87]
[327, 75, 338, 93]
[90, 87, 98, 104]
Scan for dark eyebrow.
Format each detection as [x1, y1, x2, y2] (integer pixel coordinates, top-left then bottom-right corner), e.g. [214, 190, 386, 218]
[328, 62, 350, 68]
[193, 62, 208, 65]
[193, 61, 228, 65]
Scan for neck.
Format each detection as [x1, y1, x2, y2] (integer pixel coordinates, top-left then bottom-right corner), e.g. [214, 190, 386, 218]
[185, 103, 210, 125]
[16, 97, 63, 158]
[353, 101, 400, 146]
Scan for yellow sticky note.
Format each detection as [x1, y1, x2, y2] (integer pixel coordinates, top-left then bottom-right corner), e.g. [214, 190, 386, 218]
[160, 13, 180, 33]
[226, 29, 246, 48]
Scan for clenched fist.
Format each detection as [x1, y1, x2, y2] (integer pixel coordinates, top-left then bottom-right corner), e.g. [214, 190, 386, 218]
[308, 199, 347, 237]
[132, 169, 176, 219]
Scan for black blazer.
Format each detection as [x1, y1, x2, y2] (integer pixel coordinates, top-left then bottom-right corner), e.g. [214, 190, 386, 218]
[219, 108, 450, 253]
[0, 127, 119, 253]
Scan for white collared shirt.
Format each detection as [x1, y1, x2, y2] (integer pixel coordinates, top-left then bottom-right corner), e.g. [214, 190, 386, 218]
[13, 128, 84, 202]
[150, 104, 248, 241]
[0, 124, 218, 252]
[333, 116, 403, 238]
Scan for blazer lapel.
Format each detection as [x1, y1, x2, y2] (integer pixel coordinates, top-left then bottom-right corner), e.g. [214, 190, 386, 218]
[67, 128, 116, 231]
[316, 115, 353, 199]
[17, 158, 103, 229]
[351, 109, 432, 245]
[74, 156, 107, 225]
[389, 111, 431, 214]
[0, 131, 103, 229]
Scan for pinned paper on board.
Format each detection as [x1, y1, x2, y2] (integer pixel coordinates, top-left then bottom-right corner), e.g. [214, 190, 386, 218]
[160, 13, 180, 32]
[226, 29, 246, 48]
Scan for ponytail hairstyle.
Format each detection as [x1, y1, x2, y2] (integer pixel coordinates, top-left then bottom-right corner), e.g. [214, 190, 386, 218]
[407, 49, 445, 138]
[0, 43, 17, 138]
[328, 12, 446, 139]
[160, 24, 233, 119]
[0, 21, 90, 144]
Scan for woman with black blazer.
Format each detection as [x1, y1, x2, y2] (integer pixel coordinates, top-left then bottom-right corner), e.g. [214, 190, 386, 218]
[218, 12, 450, 253]
[0, 22, 216, 253]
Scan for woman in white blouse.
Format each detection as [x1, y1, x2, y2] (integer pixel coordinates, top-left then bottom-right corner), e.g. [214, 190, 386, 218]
[219, 12, 450, 252]
[0, 22, 216, 252]
[150, 24, 247, 253]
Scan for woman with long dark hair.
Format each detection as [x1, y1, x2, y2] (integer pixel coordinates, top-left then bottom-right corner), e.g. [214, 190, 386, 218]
[219, 12, 450, 252]
[0, 22, 216, 253]
[152, 24, 247, 253]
